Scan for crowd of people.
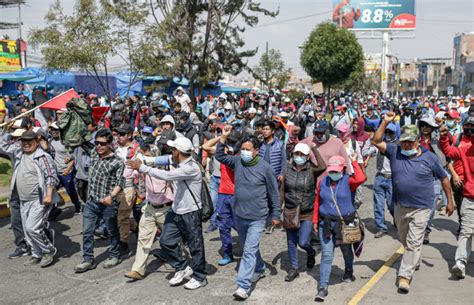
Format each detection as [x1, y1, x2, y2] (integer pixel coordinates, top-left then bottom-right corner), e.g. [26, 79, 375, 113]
[0, 85, 473, 301]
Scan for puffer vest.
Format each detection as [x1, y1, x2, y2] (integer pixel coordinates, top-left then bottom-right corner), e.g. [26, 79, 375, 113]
[284, 163, 316, 213]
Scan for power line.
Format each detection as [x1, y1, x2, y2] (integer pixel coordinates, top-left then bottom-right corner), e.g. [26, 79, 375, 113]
[254, 10, 332, 28]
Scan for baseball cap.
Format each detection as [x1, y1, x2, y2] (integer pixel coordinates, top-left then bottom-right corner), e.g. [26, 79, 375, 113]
[386, 123, 397, 132]
[115, 123, 133, 134]
[248, 107, 257, 114]
[19, 130, 37, 140]
[279, 111, 289, 118]
[142, 126, 154, 134]
[419, 116, 439, 128]
[167, 137, 194, 154]
[327, 155, 345, 173]
[313, 120, 329, 133]
[400, 124, 419, 142]
[446, 109, 460, 119]
[293, 143, 310, 155]
[157, 130, 176, 145]
[463, 116, 474, 126]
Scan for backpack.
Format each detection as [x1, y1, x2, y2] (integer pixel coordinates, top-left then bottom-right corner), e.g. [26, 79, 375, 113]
[183, 161, 214, 222]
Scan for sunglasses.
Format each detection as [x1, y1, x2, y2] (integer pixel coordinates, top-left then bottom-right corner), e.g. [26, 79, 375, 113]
[95, 141, 109, 147]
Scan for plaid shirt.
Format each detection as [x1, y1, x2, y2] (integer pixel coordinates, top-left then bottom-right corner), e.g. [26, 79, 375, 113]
[88, 150, 125, 202]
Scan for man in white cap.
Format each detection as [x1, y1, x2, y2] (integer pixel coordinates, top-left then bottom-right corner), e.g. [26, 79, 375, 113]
[126, 137, 207, 290]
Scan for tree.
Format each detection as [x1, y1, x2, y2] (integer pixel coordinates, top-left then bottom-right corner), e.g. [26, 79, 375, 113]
[145, 0, 278, 105]
[252, 48, 291, 90]
[300, 22, 364, 95]
[29, 0, 118, 99]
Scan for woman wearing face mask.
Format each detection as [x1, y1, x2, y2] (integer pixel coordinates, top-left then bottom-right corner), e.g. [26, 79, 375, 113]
[312, 154, 366, 302]
[280, 143, 326, 282]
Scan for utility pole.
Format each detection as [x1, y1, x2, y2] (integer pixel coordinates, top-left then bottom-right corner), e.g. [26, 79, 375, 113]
[381, 32, 389, 95]
[265, 41, 269, 90]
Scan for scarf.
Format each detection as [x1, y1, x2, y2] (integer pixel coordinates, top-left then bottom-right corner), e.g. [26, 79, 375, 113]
[242, 155, 260, 167]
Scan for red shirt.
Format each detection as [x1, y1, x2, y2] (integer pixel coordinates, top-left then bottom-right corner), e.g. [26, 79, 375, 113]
[451, 134, 471, 182]
[312, 160, 366, 224]
[218, 164, 235, 195]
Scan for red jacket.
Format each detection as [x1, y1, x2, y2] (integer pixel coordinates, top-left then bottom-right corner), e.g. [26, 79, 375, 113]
[440, 135, 474, 199]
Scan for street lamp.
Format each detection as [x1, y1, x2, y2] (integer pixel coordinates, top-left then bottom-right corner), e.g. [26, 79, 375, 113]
[386, 54, 399, 97]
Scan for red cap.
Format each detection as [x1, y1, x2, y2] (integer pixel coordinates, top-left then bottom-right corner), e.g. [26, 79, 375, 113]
[327, 155, 345, 173]
[446, 109, 460, 119]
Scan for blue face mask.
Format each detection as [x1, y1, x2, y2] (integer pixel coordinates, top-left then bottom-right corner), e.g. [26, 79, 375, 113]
[446, 120, 455, 128]
[294, 156, 307, 165]
[241, 151, 254, 163]
[401, 148, 418, 157]
[328, 172, 343, 181]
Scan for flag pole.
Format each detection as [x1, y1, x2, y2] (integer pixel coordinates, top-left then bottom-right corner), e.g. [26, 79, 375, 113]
[0, 88, 75, 127]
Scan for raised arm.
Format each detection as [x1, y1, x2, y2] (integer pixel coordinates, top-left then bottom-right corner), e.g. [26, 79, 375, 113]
[310, 143, 327, 178]
[371, 111, 395, 154]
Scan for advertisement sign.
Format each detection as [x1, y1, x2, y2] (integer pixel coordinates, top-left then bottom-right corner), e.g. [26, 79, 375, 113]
[332, 0, 416, 30]
[0, 40, 21, 73]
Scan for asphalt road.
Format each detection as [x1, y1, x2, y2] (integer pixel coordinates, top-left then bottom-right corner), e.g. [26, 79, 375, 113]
[0, 162, 472, 304]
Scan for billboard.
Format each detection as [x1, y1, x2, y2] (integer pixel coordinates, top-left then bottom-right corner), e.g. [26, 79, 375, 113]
[332, 0, 416, 30]
[0, 40, 21, 73]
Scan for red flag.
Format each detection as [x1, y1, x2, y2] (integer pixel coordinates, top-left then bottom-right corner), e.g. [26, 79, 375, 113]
[92, 106, 110, 124]
[40, 88, 80, 110]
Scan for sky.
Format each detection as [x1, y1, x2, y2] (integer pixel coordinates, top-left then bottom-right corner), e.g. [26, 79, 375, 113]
[1, 0, 474, 78]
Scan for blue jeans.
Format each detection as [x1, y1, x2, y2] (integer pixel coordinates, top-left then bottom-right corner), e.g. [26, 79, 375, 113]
[58, 171, 81, 211]
[426, 179, 442, 233]
[373, 174, 394, 232]
[286, 220, 315, 269]
[216, 194, 236, 257]
[209, 175, 221, 224]
[318, 221, 354, 288]
[82, 200, 120, 262]
[235, 216, 266, 292]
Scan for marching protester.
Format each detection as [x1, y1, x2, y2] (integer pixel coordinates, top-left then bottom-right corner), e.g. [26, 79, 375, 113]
[1, 126, 59, 268]
[216, 126, 280, 300]
[371, 112, 454, 293]
[126, 137, 208, 290]
[312, 154, 366, 301]
[280, 142, 326, 282]
[74, 128, 125, 273]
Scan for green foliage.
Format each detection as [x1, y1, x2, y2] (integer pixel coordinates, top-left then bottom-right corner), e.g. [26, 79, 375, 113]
[252, 48, 291, 89]
[300, 22, 364, 90]
[145, 0, 279, 100]
[287, 88, 305, 101]
[0, 157, 11, 188]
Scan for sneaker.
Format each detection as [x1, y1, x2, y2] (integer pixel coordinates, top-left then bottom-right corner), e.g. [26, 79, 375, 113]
[265, 225, 274, 234]
[103, 257, 122, 269]
[124, 271, 144, 281]
[374, 230, 386, 239]
[169, 266, 193, 286]
[74, 261, 97, 273]
[46, 228, 55, 246]
[251, 270, 266, 283]
[205, 223, 218, 233]
[218, 254, 234, 266]
[307, 253, 316, 269]
[342, 269, 355, 283]
[285, 268, 299, 282]
[184, 278, 208, 290]
[398, 276, 410, 293]
[315, 287, 328, 302]
[233, 287, 249, 300]
[423, 233, 430, 245]
[9, 247, 29, 259]
[451, 261, 466, 279]
[438, 210, 445, 216]
[40, 247, 57, 268]
[24, 257, 41, 266]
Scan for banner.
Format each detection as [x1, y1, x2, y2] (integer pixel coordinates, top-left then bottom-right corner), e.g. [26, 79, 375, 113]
[0, 40, 21, 73]
[332, 0, 416, 30]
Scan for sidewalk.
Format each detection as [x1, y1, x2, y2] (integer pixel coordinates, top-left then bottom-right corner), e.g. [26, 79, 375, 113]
[359, 213, 474, 305]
